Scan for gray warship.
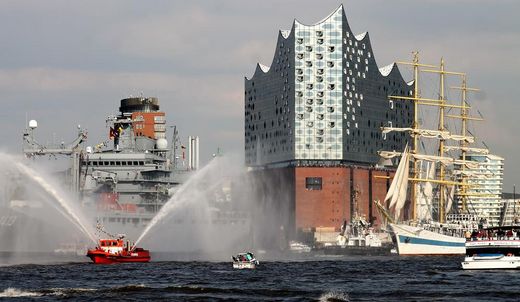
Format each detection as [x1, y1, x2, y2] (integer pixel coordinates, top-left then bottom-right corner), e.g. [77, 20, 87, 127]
[21, 97, 197, 239]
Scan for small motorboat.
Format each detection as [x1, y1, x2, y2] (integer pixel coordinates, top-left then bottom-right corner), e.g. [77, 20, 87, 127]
[86, 235, 150, 264]
[289, 241, 311, 253]
[232, 252, 259, 269]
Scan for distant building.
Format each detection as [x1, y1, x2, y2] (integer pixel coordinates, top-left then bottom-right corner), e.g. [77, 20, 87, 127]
[458, 154, 504, 226]
[244, 5, 413, 244]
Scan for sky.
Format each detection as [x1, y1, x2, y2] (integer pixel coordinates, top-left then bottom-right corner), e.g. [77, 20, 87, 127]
[0, 0, 519, 190]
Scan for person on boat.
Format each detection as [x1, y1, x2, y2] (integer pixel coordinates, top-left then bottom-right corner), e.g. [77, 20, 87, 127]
[466, 230, 473, 240]
[470, 230, 478, 240]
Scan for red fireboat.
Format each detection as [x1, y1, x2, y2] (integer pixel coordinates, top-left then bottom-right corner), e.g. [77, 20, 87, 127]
[86, 235, 150, 264]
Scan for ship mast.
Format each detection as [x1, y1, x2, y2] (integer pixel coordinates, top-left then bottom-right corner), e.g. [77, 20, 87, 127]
[422, 59, 464, 223]
[447, 75, 481, 212]
[393, 52, 437, 221]
[385, 53, 471, 222]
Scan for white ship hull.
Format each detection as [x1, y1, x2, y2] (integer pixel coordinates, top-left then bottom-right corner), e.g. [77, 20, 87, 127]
[390, 224, 466, 255]
[462, 235, 520, 269]
[462, 255, 520, 270]
[233, 262, 257, 269]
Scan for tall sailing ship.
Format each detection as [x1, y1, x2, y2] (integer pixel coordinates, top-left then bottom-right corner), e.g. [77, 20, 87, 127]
[374, 52, 490, 255]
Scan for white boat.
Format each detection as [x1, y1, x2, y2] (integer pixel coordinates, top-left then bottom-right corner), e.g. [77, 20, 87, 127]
[232, 252, 259, 269]
[462, 226, 520, 269]
[289, 241, 311, 253]
[390, 223, 465, 255]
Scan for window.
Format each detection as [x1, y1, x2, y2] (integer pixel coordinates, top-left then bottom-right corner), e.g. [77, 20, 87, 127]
[306, 177, 322, 190]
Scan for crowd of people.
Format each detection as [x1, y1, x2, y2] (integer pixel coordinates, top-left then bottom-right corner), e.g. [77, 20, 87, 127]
[467, 228, 520, 241]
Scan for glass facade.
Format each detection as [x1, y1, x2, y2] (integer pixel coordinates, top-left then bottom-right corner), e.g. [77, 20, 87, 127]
[245, 5, 413, 166]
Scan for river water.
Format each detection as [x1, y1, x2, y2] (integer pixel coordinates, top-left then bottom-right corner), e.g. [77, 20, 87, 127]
[1, 255, 518, 301]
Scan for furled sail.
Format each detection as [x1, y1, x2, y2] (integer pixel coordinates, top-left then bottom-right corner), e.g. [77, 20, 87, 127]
[453, 169, 494, 179]
[382, 127, 449, 139]
[444, 146, 489, 154]
[446, 134, 474, 144]
[382, 127, 474, 143]
[453, 159, 479, 169]
[379, 151, 454, 166]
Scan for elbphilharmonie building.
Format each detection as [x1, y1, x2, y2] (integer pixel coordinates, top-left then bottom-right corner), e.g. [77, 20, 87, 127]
[244, 5, 414, 244]
[245, 5, 413, 167]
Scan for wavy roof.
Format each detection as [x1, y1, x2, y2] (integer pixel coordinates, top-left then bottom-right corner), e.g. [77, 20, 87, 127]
[246, 5, 409, 83]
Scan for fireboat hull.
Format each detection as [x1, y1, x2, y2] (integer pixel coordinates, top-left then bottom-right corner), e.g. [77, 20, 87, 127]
[86, 249, 151, 264]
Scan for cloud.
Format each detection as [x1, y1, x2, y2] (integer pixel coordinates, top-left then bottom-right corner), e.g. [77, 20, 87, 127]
[0, 0, 519, 188]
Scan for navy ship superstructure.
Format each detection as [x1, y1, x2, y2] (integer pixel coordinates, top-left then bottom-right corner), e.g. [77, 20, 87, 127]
[81, 97, 193, 237]
[22, 97, 195, 238]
